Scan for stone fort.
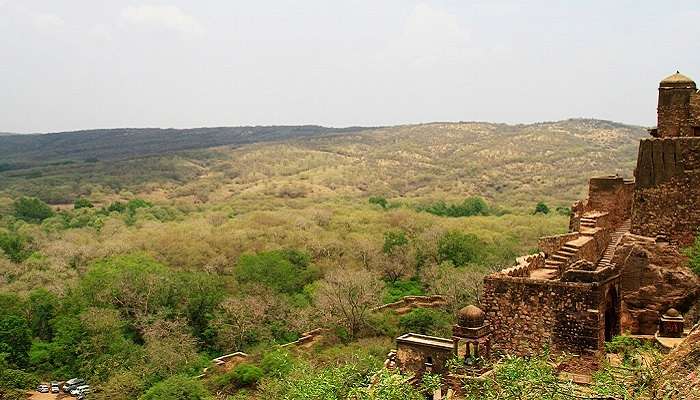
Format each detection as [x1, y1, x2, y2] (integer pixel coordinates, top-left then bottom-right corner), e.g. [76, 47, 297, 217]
[390, 72, 700, 385]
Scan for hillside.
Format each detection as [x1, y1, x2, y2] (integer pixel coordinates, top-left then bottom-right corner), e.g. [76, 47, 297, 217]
[0, 119, 647, 207]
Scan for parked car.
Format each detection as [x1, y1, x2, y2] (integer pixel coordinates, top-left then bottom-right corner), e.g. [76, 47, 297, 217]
[36, 384, 49, 393]
[50, 381, 60, 393]
[71, 384, 90, 396]
[62, 378, 85, 393]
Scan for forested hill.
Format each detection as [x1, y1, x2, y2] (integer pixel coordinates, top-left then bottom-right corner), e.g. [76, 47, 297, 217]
[0, 125, 369, 166]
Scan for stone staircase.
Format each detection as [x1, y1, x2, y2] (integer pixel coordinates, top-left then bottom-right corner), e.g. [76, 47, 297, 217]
[597, 219, 631, 269]
[580, 215, 597, 229]
[544, 241, 580, 270]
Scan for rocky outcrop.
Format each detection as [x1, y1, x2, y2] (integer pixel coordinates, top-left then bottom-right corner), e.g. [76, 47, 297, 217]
[613, 233, 700, 334]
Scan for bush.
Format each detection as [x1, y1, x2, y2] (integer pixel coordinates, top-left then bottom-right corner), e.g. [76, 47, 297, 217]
[234, 250, 319, 294]
[398, 309, 449, 335]
[215, 363, 263, 389]
[369, 196, 388, 209]
[417, 197, 490, 218]
[534, 201, 550, 215]
[437, 231, 482, 266]
[73, 198, 94, 209]
[140, 375, 211, 400]
[383, 230, 408, 254]
[605, 335, 642, 364]
[686, 234, 700, 275]
[13, 197, 54, 223]
[0, 231, 32, 263]
[261, 349, 295, 378]
[383, 279, 424, 303]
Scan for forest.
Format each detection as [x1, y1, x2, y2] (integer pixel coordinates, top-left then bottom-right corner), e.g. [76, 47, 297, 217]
[2, 119, 692, 399]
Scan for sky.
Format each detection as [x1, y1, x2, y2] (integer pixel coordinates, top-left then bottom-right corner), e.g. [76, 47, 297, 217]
[1, 1, 699, 133]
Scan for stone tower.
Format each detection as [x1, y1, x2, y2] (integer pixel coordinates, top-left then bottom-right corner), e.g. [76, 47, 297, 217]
[656, 71, 700, 137]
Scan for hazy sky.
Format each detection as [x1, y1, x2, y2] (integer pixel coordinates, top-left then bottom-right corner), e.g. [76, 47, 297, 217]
[1, 1, 699, 133]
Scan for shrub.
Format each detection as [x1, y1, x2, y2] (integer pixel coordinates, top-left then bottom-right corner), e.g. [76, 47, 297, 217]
[686, 234, 700, 275]
[605, 335, 642, 364]
[0, 231, 32, 263]
[369, 196, 388, 209]
[437, 231, 482, 266]
[73, 198, 94, 209]
[13, 197, 54, 223]
[534, 201, 550, 215]
[234, 250, 318, 294]
[383, 230, 408, 254]
[215, 363, 263, 389]
[383, 279, 424, 303]
[140, 375, 211, 400]
[398, 309, 449, 335]
[417, 197, 490, 218]
[261, 349, 295, 378]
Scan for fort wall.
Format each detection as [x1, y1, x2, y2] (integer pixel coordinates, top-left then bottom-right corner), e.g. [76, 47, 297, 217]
[631, 137, 700, 245]
[481, 274, 620, 357]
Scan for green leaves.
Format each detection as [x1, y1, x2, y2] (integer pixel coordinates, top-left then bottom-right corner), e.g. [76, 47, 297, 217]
[12, 197, 54, 223]
[234, 249, 318, 294]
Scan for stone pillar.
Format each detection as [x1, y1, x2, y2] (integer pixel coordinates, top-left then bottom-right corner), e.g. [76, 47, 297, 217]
[659, 308, 684, 338]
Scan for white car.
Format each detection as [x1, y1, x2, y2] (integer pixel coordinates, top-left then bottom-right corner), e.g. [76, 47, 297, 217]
[36, 384, 49, 393]
[71, 384, 90, 396]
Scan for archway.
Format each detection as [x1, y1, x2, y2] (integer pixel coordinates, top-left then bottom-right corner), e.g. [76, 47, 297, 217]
[604, 287, 620, 341]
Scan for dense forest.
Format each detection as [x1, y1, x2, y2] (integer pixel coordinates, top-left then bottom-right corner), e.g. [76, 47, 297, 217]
[2, 120, 694, 399]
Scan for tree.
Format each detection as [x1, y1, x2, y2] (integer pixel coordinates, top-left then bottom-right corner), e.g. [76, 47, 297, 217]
[0, 231, 32, 263]
[28, 289, 58, 340]
[139, 375, 212, 400]
[377, 231, 415, 282]
[437, 231, 482, 266]
[142, 319, 202, 379]
[13, 197, 54, 223]
[534, 201, 550, 215]
[398, 309, 448, 335]
[234, 250, 318, 294]
[315, 269, 383, 339]
[0, 315, 31, 367]
[73, 198, 94, 209]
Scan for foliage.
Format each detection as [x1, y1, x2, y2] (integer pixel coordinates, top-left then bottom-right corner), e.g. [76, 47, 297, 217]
[382, 230, 408, 254]
[534, 202, 550, 215]
[383, 278, 424, 303]
[0, 315, 31, 367]
[417, 197, 490, 218]
[605, 335, 644, 364]
[369, 196, 388, 209]
[398, 309, 449, 336]
[0, 230, 32, 263]
[28, 289, 58, 340]
[686, 233, 700, 275]
[139, 374, 212, 400]
[215, 363, 264, 389]
[261, 349, 295, 378]
[349, 369, 423, 400]
[74, 198, 94, 209]
[13, 197, 54, 222]
[464, 355, 576, 400]
[437, 231, 483, 266]
[235, 250, 318, 294]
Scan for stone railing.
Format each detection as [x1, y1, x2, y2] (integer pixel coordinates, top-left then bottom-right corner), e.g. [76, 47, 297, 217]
[372, 295, 448, 313]
[501, 253, 545, 277]
[280, 328, 326, 348]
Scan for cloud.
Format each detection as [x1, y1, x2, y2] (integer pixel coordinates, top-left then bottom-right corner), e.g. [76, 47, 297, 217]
[121, 4, 203, 35]
[32, 13, 66, 31]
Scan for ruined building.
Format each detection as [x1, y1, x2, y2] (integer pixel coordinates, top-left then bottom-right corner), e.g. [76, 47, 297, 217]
[393, 73, 700, 378]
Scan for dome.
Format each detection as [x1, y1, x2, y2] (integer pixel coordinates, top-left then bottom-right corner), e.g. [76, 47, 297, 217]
[665, 308, 681, 318]
[660, 71, 696, 88]
[458, 305, 485, 328]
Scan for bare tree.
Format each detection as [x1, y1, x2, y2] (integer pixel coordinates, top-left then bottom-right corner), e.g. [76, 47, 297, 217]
[314, 268, 384, 339]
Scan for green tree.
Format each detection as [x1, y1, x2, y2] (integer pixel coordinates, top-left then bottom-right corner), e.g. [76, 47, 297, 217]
[28, 289, 58, 340]
[534, 201, 550, 215]
[0, 315, 32, 367]
[234, 250, 318, 294]
[398, 309, 448, 335]
[0, 231, 32, 263]
[437, 231, 482, 266]
[73, 198, 94, 209]
[383, 231, 409, 255]
[140, 375, 212, 400]
[13, 197, 54, 223]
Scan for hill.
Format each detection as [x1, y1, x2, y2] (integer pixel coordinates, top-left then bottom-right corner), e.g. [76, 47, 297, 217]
[0, 119, 646, 207]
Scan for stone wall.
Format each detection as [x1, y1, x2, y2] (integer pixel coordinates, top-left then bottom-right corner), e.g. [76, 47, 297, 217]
[570, 177, 634, 231]
[538, 233, 580, 257]
[395, 336, 454, 376]
[657, 85, 699, 138]
[632, 137, 700, 245]
[481, 274, 620, 357]
[613, 233, 700, 334]
[500, 253, 544, 277]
